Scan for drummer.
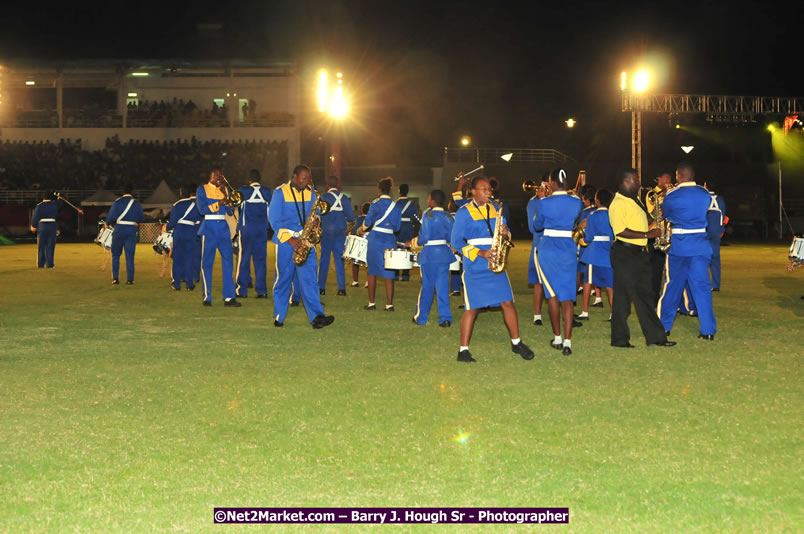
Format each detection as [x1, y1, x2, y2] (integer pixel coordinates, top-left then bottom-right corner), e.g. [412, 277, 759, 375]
[411, 189, 454, 327]
[350, 202, 370, 288]
[357, 177, 402, 311]
[166, 184, 201, 291]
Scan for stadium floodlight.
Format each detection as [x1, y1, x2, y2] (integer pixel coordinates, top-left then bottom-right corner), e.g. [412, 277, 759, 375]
[681, 146, 694, 154]
[460, 136, 471, 146]
[131, 72, 149, 77]
[329, 85, 349, 120]
[25, 80, 35, 86]
[127, 92, 138, 97]
[500, 152, 513, 162]
[565, 118, 576, 128]
[633, 70, 650, 93]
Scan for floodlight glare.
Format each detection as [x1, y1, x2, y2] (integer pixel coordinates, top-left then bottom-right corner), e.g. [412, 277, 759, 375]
[460, 136, 471, 146]
[621, 71, 627, 91]
[681, 146, 694, 154]
[127, 92, 138, 97]
[565, 118, 576, 128]
[500, 152, 513, 162]
[25, 80, 35, 86]
[329, 86, 349, 120]
[317, 69, 329, 112]
[131, 72, 149, 77]
[767, 124, 774, 131]
[633, 70, 650, 93]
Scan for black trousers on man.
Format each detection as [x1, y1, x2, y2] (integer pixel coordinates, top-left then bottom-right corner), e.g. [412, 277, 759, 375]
[610, 241, 668, 345]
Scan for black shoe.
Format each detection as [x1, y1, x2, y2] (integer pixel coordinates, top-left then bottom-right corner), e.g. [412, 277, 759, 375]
[574, 314, 589, 321]
[185, 286, 195, 291]
[712, 288, 720, 292]
[273, 319, 283, 327]
[647, 341, 677, 347]
[256, 294, 267, 299]
[562, 346, 572, 356]
[384, 305, 395, 312]
[126, 280, 134, 285]
[312, 315, 335, 329]
[550, 340, 563, 350]
[203, 301, 212, 307]
[439, 321, 451, 328]
[665, 331, 671, 337]
[237, 294, 247, 298]
[511, 342, 535, 360]
[577, 287, 583, 294]
[112, 279, 120, 285]
[591, 301, 604, 308]
[572, 320, 583, 327]
[337, 289, 346, 296]
[698, 334, 715, 341]
[319, 288, 326, 296]
[224, 299, 242, 307]
[457, 349, 476, 363]
[364, 304, 376, 310]
[611, 342, 635, 348]
[533, 318, 543, 326]
[290, 301, 300, 307]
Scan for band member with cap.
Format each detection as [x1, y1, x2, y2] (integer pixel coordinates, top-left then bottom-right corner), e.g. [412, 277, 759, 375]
[268, 164, 334, 328]
[645, 171, 674, 302]
[106, 183, 145, 285]
[411, 189, 454, 327]
[527, 175, 548, 325]
[166, 184, 201, 291]
[657, 162, 717, 340]
[235, 169, 272, 298]
[608, 168, 675, 347]
[704, 180, 726, 291]
[577, 189, 615, 320]
[576, 184, 603, 310]
[350, 202, 370, 288]
[357, 177, 402, 311]
[196, 168, 240, 306]
[30, 191, 64, 268]
[450, 176, 534, 363]
[533, 169, 584, 355]
[394, 183, 419, 282]
[318, 175, 354, 296]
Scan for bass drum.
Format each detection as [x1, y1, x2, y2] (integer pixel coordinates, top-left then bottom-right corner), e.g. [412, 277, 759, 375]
[95, 226, 114, 251]
[343, 235, 368, 266]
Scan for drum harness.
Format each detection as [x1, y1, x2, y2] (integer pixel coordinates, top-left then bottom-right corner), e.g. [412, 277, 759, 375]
[240, 185, 268, 228]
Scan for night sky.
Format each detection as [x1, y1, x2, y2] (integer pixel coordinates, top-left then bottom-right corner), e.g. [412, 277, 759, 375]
[0, 1, 800, 174]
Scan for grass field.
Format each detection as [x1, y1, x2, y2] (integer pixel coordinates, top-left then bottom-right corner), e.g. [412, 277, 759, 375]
[1, 241, 802, 532]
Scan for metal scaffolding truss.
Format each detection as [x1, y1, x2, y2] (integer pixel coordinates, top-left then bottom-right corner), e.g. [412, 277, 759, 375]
[444, 147, 574, 164]
[622, 93, 804, 120]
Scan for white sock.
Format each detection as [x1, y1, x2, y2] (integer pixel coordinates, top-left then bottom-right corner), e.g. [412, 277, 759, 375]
[593, 297, 602, 304]
[608, 313, 612, 321]
[578, 311, 589, 317]
[511, 338, 521, 345]
[460, 345, 469, 352]
[553, 335, 562, 345]
[368, 302, 375, 307]
[533, 314, 542, 321]
[563, 339, 572, 348]
[225, 298, 232, 302]
[385, 304, 394, 309]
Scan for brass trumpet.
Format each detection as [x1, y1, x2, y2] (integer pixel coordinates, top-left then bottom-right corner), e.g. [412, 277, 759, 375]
[522, 180, 551, 197]
[219, 174, 244, 207]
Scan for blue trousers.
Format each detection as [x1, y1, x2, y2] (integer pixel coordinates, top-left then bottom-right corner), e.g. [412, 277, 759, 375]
[200, 223, 235, 303]
[192, 235, 202, 283]
[414, 263, 452, 324]
[658, 254, 716, 335]
[273, 242, 325, 323]
[318, 231, 347, 291]
[37, 225, 57, 268]
[710, 250, 721, 289]
[171, 228, 196, 289]
[111, 228, 137, 281]
[235, 226, 268, 296]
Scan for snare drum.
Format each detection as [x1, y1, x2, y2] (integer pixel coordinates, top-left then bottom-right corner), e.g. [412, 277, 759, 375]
[449, 253, 462, 272]
[790, 236, 804, 264]
[343, 235, 368, 266]
[153, 231, 173, 255]
[95, 227, 113, 250]
[384, 248, 416, 270]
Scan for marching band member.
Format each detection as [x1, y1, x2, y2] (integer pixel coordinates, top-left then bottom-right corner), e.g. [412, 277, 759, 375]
[411, 189, 454, 327]
[608, 168, 675, 348]
[576, 184, 601, 318]
[166, 184, 201, 291]
[394, 183, 419, 282]
[106, 183, 144, 285]
[704, 180, 726, 291]
[527, 175, 548, 325]
[350, 203, 370, 288]
[645, 172, 674, 303]
[657, 162, 717, 340]
[197, 169, 240, 306]
[450, 176, 534, 363]
[30, 191, 64, 269]
[268, 164, 334, 328]
[449, 176, 472, 296]
[318, 175, 355, 296]
[577, 189, 614, 320]
[235, 169, 272, 299]
[357, 177, 402, 311]
[533, 169, 583, 355]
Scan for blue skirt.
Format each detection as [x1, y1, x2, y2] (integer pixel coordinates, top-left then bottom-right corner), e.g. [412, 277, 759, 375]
[590, 264, 613, 289]
[462, 267, 514, 310]
[537, 238, 577, 302]
[367, 231, 396, 278]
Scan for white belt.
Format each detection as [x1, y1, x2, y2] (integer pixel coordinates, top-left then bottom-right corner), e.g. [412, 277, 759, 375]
[289, 230, 301, 238]
[39, 218, 56, 222]
[672, 228, 706, 234]
[401, 218, 412, 222]
[245, 199, 264, 203]
[178, 220, 196, 226]
[373, 227, 394, 234]
[424, 240, 447, 246]
[544, 229, 573, 238]
[592, 236, 611, 242]
[467, 238, 493, 246]
[205, 215, 225, 220]
[117, 221, 137, 226]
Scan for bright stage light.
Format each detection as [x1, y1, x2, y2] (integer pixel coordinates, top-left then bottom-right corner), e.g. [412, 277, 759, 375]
[329, 85, 349, 120]
[565, 118, 576, 128]
[500, 152, 513, 162]
[681, 146, 694, 154]
[460, 136, 471, 146]
[633, 70, 650, 93]
[25, 80, 35, 86]
[131, 72, 149, 77]
[621, 71, 627, 91]
[317, 69, 329, 112]
[767, 124, 775, 131]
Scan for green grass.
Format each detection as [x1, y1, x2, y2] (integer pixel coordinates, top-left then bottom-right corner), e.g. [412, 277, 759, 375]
[0, 242, 802, 532]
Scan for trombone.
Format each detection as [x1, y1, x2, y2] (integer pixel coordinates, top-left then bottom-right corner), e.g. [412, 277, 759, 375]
[453, 164, 484, 181]
[219, 174, 244, 207]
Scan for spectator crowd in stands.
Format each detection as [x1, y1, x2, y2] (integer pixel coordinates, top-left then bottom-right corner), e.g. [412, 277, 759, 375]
[0, 136, 288, 192]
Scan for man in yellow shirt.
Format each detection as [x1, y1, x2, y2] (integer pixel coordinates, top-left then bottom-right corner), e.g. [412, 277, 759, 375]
[608, 168, 675, 348]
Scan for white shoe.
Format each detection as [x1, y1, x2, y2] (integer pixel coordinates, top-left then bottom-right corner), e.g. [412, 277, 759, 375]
[350, 281, 359, 287]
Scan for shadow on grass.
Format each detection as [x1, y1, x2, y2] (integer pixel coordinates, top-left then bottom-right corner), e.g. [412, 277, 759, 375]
[762, 276, 804, 317]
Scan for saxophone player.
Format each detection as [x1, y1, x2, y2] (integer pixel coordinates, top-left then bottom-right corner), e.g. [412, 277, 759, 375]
[449, 176, 534, 363]
[532, 169, 584, 356]
[268, 165, 334, 328]
[644, 171, 674, 303]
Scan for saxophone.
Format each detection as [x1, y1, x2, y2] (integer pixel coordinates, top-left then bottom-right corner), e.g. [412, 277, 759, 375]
[488, 198, 514, 273]
[648, 189, 672, 252]
[293, 189, 331, 265]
